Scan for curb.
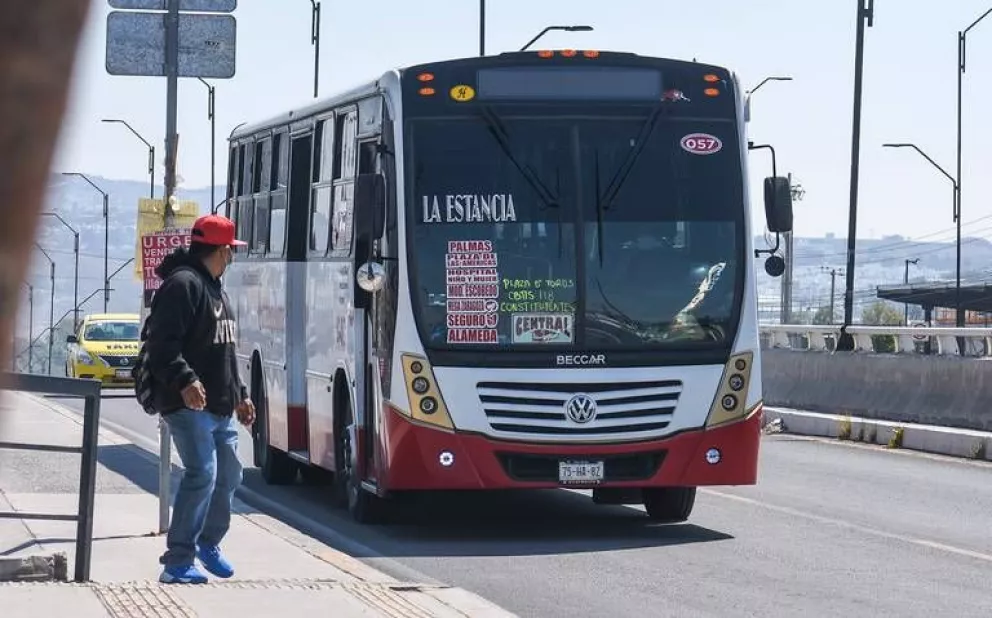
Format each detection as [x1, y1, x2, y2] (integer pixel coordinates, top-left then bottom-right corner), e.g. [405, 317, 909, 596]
[764, 406, 992, 462]
[8, 391, 518, 616]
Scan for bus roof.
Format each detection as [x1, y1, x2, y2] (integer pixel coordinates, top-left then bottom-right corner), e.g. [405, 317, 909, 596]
[228, 51, 733, 142]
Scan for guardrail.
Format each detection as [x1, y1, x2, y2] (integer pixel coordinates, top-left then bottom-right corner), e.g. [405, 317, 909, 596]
[760, 325, 992, 357]
[0, 372, 101, 582]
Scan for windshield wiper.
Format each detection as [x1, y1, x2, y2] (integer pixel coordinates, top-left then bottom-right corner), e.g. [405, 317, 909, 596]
[478, 105, 559, 210]
[596, 103, 669, 212]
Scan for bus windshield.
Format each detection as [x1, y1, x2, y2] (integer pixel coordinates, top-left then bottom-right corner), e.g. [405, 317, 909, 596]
[407, 108, 745, 354]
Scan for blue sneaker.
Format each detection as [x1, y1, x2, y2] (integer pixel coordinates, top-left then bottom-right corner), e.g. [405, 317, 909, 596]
[196, 545, 234, 579]
[159, 564, 208, 584]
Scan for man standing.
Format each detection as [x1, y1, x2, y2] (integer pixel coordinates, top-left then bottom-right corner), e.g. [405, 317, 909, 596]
[144, 214, 255, 584]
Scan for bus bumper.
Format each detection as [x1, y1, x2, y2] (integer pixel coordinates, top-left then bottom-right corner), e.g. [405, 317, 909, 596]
[380, 404, 762, 491]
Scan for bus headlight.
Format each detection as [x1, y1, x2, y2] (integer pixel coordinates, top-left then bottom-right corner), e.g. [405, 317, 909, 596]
[400, 354, 455, 430]
[705, 351, 756, 428]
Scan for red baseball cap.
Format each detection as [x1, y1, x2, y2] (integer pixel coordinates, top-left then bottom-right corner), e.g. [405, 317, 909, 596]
[190, 214, 246, 247]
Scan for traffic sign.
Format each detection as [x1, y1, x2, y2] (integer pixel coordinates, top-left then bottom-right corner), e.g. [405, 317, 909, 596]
[106, 11, 237, 78]
[108, 0, 236, 12]
[911, 321, 929, 341]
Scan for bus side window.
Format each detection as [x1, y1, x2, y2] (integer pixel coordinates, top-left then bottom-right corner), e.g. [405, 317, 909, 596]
[269, 132, 289, 256]
[330, 110, 357, 256]
[251, 137, 272, 255]
[310, 118, 334, 255]
[236, 142, 254, 248]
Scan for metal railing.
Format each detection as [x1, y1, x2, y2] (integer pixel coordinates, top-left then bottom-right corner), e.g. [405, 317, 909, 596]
[761, 325, 992, 357]
[0, 372, 101, 582]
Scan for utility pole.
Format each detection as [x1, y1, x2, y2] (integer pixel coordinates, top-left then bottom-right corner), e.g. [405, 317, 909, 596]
[822, 267, 845, 324]
[904, 258, 919, 325]
[310, 0, 321, 98]
[479, 0, 486, 56]
[197, 78, 217, 208]
[839, 0, 875, 348]
[164, 0, 180, 229]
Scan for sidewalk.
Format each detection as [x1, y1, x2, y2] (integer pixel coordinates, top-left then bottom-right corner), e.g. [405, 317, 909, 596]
[0, 391, 515, 617]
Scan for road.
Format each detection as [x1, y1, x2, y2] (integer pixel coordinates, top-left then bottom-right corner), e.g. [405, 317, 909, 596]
[51, 393, 992, 618]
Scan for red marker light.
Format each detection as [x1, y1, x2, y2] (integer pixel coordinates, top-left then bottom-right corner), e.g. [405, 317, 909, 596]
[703, 74, 720, 83]
[537, 50, 554, 58]
[561, 49, 578, 57]
[417, 72, 435, 82]
[419, 87, 436, 96]
[583, 50, 600, 58]
[704, 88, 720, 97]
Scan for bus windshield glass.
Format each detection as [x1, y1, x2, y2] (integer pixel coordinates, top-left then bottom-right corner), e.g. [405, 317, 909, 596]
[407, 107, 744, 353]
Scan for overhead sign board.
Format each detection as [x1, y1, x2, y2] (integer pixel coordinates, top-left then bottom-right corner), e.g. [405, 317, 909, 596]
[108, 0, 237, 12]
[106, 11, 237, 78]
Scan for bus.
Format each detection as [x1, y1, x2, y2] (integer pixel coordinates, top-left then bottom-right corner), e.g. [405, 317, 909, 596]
[224, 49, 793, 524]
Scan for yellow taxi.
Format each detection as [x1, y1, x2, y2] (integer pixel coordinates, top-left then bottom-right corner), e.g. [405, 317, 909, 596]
[66, 313, 141, 387]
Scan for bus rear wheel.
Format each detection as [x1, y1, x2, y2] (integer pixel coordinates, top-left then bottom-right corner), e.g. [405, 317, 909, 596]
[642, 487, 696, 523]
[252, 369, 298, 485]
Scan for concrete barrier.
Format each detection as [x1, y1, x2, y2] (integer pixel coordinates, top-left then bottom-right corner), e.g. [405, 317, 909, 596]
[761, 349, 992, 432]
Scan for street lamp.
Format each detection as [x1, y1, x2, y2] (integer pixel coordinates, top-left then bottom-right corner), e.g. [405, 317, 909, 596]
[101, 119, 155, 199]
[904, 258, 920, 325]
[62, 172, 110, 312]
[196, 77, 217, 207]
[837, 0, 876, 350]
[883, 143, 960, 325]
[41, 212, 80, 332]
[520, 25, 594, 52]
[22, 283, 34, 373]
[33, 243, 56, 375]
[957, 7, 992, 329]
[310, 0, 321, 98]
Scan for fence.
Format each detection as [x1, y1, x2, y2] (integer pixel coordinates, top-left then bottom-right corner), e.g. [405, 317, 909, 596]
[0, 372, 101, 582]
[760, 325, 992, 357]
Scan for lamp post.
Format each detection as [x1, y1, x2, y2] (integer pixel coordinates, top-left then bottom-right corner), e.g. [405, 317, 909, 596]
[883, 143, 959, 324]
[520, 25, 594, 51]
[196, 77, 217, 207]
[41, 212, 80, 332]
[101, 119, 155, 199]
[904, 258, 920, 325]
[957, 7, 992, 329]
[838, 0, 875, 350]
[62, 173, 110, 312]
[34, 243, 56, 375]
[310, 0, 321, 98]
[821, 267, 845, 324]
[23, 283, 34, 373]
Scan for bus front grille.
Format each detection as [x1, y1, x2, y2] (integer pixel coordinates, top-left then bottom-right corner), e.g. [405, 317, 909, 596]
[477, 380, 682, 437]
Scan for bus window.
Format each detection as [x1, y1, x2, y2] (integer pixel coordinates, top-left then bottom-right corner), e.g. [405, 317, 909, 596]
[252, 138, 272, 254]
[269, 133, 289, 256]
[310, 119, 333, 254]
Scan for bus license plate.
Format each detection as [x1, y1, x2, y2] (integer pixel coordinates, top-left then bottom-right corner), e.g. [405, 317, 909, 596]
[558, 460, 604, 484]
[115, 369, 131, 379]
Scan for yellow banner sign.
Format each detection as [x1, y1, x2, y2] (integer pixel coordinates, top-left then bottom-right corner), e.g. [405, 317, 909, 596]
[134, 198, 200, 279]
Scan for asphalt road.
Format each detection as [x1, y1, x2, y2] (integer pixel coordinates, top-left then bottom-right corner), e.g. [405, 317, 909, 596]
[49, 392, 992, 618]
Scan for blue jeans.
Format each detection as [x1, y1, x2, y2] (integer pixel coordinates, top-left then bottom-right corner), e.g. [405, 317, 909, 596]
[159, 410, 243, 567]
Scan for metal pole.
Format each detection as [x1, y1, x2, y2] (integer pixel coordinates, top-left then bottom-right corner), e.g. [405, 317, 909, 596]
[75, 388, 101, 582]
[48, 261, 55, 375]
[28, 286, 34, 373]
[904, 260, 910, 325]
[158, 0, 180, 535]
[310, 1, 321, 98]
[839, 0, 874, 349]
[103, 194, 109, 313]
[830, 270, 837, 324]
[479, 0, 485, 56]
[209, 86, 216, 207]
[150, 146, 156, 200]
[73, 233, 80, 330]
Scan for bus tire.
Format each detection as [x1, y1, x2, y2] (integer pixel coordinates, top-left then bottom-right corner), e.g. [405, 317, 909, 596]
[252, 367, 298, 485]
[642, 487, 696, 523]
[337, 397, 383, 524]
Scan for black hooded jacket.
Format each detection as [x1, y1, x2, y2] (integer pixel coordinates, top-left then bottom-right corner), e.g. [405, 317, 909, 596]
[144, 247, 247, 417]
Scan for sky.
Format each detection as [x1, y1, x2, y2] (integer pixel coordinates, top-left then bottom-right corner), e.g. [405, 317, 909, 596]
[51, 0, 992, 241]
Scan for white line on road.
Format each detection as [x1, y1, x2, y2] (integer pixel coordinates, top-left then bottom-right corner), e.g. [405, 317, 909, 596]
[703, 488, 992, 565]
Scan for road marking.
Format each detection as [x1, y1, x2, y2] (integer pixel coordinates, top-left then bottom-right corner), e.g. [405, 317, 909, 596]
[703, 488, 992, 564]
[764, 432, 992, 469]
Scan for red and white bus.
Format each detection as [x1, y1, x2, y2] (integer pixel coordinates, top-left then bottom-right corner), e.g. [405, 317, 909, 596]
[224, 50, 793, 523]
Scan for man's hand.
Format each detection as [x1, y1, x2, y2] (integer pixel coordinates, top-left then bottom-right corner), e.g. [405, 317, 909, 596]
[181, 380, 207, 410]
[235, 398, 255, 427]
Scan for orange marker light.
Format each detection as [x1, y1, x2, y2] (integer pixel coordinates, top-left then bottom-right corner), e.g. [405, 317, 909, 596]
[417, 72, 435, 82]
[704, 88, 720, 97]
[537, 50, 554, 58]
[561, 49, 577, 57]
[704, 74, 720, 82]
[583, 50, 600, 58]
[419, 87, 436, 96]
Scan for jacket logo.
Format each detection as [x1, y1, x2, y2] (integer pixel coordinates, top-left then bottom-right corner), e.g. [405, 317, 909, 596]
[213, 303, 224, 319]
[214, 319, 237, 345]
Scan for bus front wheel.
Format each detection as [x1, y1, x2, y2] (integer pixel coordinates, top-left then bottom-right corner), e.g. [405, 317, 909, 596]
[642, 487, 696, 523]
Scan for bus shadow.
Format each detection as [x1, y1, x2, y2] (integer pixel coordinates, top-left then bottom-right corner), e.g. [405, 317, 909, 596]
[264, 475, 735, 558]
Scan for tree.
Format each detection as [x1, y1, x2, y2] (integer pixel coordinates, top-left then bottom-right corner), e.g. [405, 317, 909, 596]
[812, 306, 834, 325]
[861, 300, 903, 352]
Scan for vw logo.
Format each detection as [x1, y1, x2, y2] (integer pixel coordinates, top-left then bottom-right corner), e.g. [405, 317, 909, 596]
[564, 393, 597, 424]
[120, 358, 129, 366]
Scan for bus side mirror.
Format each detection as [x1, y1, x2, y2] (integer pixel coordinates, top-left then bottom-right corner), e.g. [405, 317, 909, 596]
[763, 176, 793, 233]
[355, 172, 386, 241]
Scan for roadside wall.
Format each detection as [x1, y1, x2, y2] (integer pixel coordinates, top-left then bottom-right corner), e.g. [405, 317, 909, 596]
[761, 349, 992, 431]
